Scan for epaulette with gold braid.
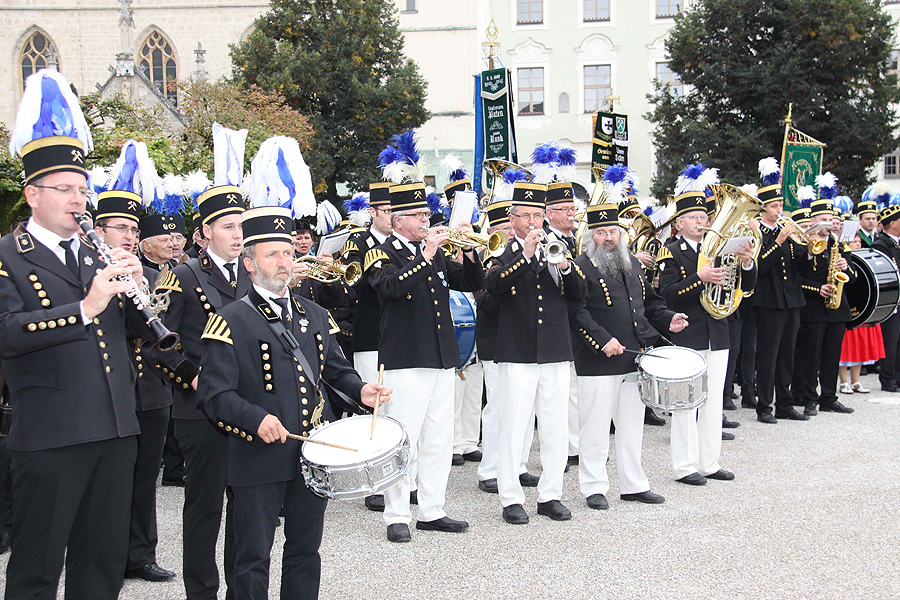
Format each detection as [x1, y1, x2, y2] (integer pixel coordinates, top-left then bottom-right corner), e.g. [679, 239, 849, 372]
[328, 314, 341, 335]
[656, 246, 673, 262]
[364, 249, 390, 272]
[342, 240, 359, 256]
[0, 260, 8, 277]
[155, 271, 182, 292]
[201, 313, 233, 345]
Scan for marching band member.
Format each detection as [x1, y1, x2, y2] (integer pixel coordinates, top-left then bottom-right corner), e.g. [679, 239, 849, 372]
[0, 69, 150, 599]
[368, 179, 484, 542]
[485, 180, 586, 525]
[476, 201, 538, 493]
[856, 188, 881, 248]
[198, 206, 390, 600]
[657, 164, 755, 485]
[571, 200, 686, 509]
[139, 213, 177, 270]
[155, 143, 250, 600]
[871, 194, 900, 393]
[793, 178, 856, 416]
[752, 158, 808, 423]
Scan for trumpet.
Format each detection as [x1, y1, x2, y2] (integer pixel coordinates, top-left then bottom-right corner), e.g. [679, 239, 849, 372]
[441, 229, 507, 258]
[541, 239, 568, 265]
[295, 255, 362, 286]
[777, 217, 826, 254]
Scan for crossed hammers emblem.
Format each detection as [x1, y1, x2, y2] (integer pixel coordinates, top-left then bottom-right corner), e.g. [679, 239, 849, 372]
[226, 194, 239, 204]
[525, 190, 534, 199]
[274, 218, 286, 230]
[414, 190, 423, 199]
[128, 201, 138, 211]
[564, 190, 571, 197]
[71, 150, 83, 164]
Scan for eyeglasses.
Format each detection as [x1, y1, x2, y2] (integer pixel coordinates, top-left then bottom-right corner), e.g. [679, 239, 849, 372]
[33, 184, 90, 199]
[100, 224, 140, 236]
[374, 207, 393, 214]
[512, 212, 545, 221]
[547, 206, 577, 213]
[680, 214, 707, 222]
[403, 210, 433, 220]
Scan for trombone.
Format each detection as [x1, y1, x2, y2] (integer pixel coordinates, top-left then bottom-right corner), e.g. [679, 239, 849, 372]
[295, 255, 363, 285]
[777, 217, 827, 254]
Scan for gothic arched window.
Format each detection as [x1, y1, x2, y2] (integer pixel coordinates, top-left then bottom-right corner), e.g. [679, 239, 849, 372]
[139, 31, 177, 104]
[21, 31, 59, 89]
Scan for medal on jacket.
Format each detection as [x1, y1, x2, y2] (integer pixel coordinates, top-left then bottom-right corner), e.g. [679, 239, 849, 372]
[84, 256, 93, 266]
[437, 271, 448, 287]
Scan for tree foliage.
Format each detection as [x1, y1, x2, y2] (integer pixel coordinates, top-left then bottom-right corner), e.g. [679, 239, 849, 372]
[646, 0, 899, 200]
[231, 0, 430, 200]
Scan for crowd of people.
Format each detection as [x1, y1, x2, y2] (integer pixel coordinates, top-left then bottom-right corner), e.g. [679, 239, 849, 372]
[0, 69, 891, 600]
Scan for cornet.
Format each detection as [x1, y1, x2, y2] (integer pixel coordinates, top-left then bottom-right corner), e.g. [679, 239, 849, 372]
[441, 229, 507, 258]
[295, 255, 362, 285]
[777, 217, 826, 254]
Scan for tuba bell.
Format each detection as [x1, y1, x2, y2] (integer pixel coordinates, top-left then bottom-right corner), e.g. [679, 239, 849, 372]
[480, 159, 533, 209]
[697, 184, 764, 319]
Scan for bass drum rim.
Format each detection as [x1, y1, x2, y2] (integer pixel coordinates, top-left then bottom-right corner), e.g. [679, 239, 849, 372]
[845, 248, 900, 328]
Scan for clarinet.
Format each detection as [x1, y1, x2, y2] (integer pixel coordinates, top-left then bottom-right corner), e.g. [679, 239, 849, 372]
[74, 213, 180, 351]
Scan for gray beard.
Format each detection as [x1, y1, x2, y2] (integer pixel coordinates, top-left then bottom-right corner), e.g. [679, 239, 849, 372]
[585, 235, 632, 279]
[249, 258, 289, 296]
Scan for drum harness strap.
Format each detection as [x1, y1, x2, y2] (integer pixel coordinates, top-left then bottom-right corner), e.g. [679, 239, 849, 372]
[241, 296, 365, 416]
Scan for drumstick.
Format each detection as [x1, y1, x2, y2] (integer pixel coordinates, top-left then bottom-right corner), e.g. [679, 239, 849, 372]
[370, 363, 385, 440]
[623, 348, 673, 359]
[286, 432, 357, 452]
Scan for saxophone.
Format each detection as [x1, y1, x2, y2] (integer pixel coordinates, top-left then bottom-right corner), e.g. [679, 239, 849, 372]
[697, 184, 764, 319]
[825, 234, 850, 310]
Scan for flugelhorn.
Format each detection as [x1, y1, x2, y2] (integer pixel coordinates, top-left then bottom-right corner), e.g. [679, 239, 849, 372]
[777, 217, 826, 254]
[441, 229, 507, 258]
[295, 256, 362, 286]
[74, 213, 180, 351]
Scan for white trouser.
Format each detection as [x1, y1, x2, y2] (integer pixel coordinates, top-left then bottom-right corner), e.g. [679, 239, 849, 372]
[671, 348, 728, 478]
[577, 374, 649, 498]
[382, 368, 453, 525]
[478, 360, 533, 482]
[353, 351, 379, 382]
[497, 362, 569, 507]
[567, 362, 579, 456]
[453, 361, 484, 455]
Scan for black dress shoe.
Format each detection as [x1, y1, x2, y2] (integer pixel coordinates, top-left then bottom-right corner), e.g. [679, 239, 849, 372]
[586, 494, 609, 510]
[804, 403, 818, 416]
[537, 500, 572, 521]
[161, 475, 186, 487]
[722, 431, 735, 441]
[644, 408, 666, 426]
[741, 397, 757, 409]
[410, 490, 418, 505]
[478, 478, 498, 493]
[723, 398, 737, 411]
[676, 472, 707, 486]
[503, 504, 529, 524]
[881, 382, 899, 392]
[775, 407, 810, 421]
[567, 455, 580, 465]
[730, 391, 738, 400]
[125, 563, 176, 582]
[416, 516, 469, 532]
[462, 450, 483, 462]
[386, 523, 411, 543]
[621, 490, 665, 504]
[705, 469, 735, 481]
[519, 472, 540, 487]
[757, 413, 778, 424]
[364, 495, 385, 512]
[451, 454, 464, 466]
[722, 415, 740, 428]
[819, 399, 854, 413]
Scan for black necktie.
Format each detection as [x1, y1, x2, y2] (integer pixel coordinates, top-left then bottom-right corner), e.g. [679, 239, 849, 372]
[272, 297, 292, 328]
[58, 239, 79, 280]
[224, 263, 237, 287]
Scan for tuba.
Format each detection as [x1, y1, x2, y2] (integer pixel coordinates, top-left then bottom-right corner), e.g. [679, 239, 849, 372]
[627, 213, 661, 278]
[697, 184, 764, 319]
[480, 159, 533, 209]
[295, 256, 362, 286]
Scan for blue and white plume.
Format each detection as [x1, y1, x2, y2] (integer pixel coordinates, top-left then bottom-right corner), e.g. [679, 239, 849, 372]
[151, 173, 186, 216]
[343, 192, 370, 226]
[815, 172, 838, 200]
[758, 157, 781, 186]
[675, 162, 719, 196]
[601, 164, 636, 204]
[440, 154, 468, 183]
[379, 130, 426, 184]
[212, 122, 248, 187]
[9, 69, 93, 157]
[833, 196, 853, 215]
[316, 200, 342, 235]
[797, 185, 817, 208]
[183, 170, 212, 209]
[107, 140, 164, 208]
[86, 166, 111, 207]
[249, 136, 316, 217]
[872, 181, 892, 209]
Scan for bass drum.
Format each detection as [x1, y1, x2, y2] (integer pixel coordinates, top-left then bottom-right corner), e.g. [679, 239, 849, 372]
[449, 290, 477, 370]
[845, 248, 900, 328]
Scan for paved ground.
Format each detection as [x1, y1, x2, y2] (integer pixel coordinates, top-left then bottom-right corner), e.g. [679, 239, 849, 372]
[3, 372, 899, 599]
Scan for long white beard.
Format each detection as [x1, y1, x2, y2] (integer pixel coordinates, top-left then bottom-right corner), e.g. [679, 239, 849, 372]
[585, 235, 632, 279]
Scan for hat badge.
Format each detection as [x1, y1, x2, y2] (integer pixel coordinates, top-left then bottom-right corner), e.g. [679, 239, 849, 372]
[128, 200, 138, 211]
[524, 190, 534, 199]
[226, 193, 239, 204]
[274, 218, 286, 230]
[414, 190, 423, 200]
[564, 190, 571, 197]
[71, 149, 83, 164]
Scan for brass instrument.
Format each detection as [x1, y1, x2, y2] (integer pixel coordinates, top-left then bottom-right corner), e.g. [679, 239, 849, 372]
[441, 229, 507, 259]
[481, 159, 533, 209]
[542, 238, 568, 265]
[295, 255, 362, 286]
[697, 184, 764, 319]
[575, 166, 608, 255]
[825, 234, 850, 310]
[627, 213, 662, 278]
[777, 217, 826, 254]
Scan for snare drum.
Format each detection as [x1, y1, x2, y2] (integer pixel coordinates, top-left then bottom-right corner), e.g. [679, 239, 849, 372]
[450, 290, 477, 369]
[637, 346, 708, 412]
[845, 248, 900, 328]
[300, 415, 410, 499]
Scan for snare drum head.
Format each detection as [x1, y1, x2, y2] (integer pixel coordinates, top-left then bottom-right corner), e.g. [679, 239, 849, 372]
[638, 346, 706, 379]
[302, 416, 404, 467]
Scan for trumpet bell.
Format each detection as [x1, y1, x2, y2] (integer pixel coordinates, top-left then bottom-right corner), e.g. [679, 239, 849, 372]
[544, 240, 567, 265]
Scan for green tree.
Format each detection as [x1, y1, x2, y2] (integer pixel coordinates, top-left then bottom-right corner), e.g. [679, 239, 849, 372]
[646, 0, 899, 200]
[231, 0, 430, 201]
[0, 123, 27, 234]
